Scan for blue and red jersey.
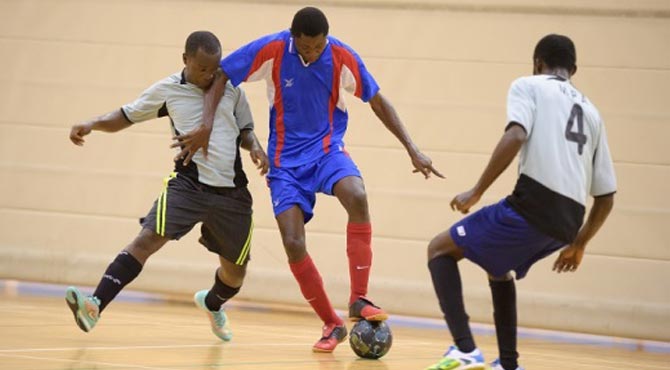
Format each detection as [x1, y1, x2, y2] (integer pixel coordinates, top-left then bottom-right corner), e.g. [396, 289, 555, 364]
[221, 30, 380, 168]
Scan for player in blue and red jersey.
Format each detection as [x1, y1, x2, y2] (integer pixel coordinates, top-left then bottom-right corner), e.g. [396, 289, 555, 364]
[173, 7, 443, 352]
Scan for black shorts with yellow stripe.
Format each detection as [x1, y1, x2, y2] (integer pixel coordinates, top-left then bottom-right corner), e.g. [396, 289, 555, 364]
[140, 172, 253, 266]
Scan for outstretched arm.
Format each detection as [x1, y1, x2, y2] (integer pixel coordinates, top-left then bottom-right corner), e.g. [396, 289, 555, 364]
[553, 194, 614, 273]
[69, 109, 132, 146]
[240, 129, 269, 175]
[450, 124, 526, 213]
[171, 69, 230, 165]
[368, 92, 443, 179]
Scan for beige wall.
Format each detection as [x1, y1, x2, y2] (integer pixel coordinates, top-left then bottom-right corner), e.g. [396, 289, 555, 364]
[1, 0, 668, 341]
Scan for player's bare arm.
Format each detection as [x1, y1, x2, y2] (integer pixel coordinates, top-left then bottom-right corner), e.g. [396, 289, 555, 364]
[171, 69, 230, 165]
[240, 129, 269, 175]
[450, 124, 526, 214]
[553, 193, 614, 273]
[368, 92, 444, 179]
[69, 109, 132, 146]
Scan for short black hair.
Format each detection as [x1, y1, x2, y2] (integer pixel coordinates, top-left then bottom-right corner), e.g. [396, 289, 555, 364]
[290, 7, 329, 37]
[185, 31, 221, 56]
[533, 34, 576, 71]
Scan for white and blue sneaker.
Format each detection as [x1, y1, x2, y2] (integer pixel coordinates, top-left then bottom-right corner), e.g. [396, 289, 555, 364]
[425, 345, 486, 370]
[490, 358, 524, 370]
[193, 290, 232, 341]
[65, 286, 100, 332]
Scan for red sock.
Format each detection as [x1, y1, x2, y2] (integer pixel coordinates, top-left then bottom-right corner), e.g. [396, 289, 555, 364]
[347, 222, 372, 305]
[289, 254, 342, 325]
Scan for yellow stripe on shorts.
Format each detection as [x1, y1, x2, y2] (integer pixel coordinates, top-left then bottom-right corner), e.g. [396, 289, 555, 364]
[155, 172, 177, 237]
[235, 219, 254, 265]
[155, 191, 164, 235]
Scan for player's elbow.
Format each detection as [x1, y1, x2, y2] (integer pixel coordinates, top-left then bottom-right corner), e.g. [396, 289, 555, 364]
[594, 193, 614, 211]
[592, 193, 615, 222]
[506, 124, 527, 144]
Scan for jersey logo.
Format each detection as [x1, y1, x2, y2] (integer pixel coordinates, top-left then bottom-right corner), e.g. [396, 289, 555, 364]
[284, 78, 294, 88]
[456, 225, 467, 237]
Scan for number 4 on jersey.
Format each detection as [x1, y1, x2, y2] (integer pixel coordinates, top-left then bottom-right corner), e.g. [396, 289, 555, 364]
[565, 103, 587, 155]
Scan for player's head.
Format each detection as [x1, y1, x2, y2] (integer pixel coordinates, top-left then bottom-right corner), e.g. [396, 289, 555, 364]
[532, 34, 577, 77]
[290, 7, 329, 64]
[182, 31, 222, 89]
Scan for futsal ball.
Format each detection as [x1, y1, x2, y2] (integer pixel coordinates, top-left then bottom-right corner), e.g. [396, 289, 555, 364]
[348, 319, 393, 359]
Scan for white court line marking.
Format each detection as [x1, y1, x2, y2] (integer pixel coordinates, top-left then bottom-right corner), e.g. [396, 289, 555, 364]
[0, 342, 313, 353]
[0, 353, 181, 370]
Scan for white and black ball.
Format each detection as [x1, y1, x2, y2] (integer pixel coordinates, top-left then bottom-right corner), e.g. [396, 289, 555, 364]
[348, 319, 393, 359]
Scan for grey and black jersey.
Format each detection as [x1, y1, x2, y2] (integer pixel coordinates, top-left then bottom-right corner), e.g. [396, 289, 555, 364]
[505, 74, 617, 243]
[121, 72, 254, 187]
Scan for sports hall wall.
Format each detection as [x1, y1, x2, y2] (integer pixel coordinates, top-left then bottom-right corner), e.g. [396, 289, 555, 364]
[1, 0, 668, 341]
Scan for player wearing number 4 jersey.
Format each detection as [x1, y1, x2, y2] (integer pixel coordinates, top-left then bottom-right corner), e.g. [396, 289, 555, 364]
[425, 34, 617, 370]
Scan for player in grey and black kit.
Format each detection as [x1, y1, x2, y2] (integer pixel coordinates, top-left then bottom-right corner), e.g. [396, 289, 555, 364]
[425, 34, 617, 370]
[65, 31, 269, 342]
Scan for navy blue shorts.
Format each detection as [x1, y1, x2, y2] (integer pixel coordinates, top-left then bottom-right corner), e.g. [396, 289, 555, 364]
[267, 149, 361, 223]
[450, 199, 566, 279]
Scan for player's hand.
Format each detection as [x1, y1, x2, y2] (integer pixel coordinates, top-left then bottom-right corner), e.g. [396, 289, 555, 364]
[250, 146, 269, 175]
[70, 122, 93, 146]
[171, 124, 212, 165]
[410, 151, 445, 179]
[552, 244, 584, 273]
[450, 189, 481, 214]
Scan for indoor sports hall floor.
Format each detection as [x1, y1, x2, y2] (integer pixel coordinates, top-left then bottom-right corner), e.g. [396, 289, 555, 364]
[1, 280, 668, 370]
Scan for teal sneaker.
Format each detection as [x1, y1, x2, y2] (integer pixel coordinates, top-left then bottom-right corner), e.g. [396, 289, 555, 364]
[193, 290, 232, 341]
[490, 358, 524, 370]
[65, 286, 100, 332]
[425, 345, 486, 370]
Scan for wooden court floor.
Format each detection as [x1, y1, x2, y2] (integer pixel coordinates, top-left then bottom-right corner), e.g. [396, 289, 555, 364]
[1, 285, 669, 370]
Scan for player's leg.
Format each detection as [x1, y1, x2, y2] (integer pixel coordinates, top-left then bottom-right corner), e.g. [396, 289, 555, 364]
[332, 175, 369, 223]
[268, 165, 346, 351]
[427, 199, 549, 370]
[482, 201, 562, 370]
[276, 205, 309, 263]
[193, 259, 246, 341]
[332, 176, 370, 304]
[65, 173, 201, 333]
[331, 176, 387, 321]
[320, 151, 386, 321]
[96, 229, 169, 309]
[488, 272, 520, 370]
[194, 186, 253, 341]
[276, 206, 346, 352]
[425, 230, 485, 370]
[65, 228, 169, 333]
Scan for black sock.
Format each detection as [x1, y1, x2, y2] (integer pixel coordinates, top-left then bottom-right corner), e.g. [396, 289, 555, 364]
[93, 251, 143, 312]
[428, 255, 476, 353]
[490, 279, 518, 370]
[204, 270, 241, 311]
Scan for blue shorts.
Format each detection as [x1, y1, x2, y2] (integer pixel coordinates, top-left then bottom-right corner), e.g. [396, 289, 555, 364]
[267, 149, 361, 223]
[450, 199, 566, 279]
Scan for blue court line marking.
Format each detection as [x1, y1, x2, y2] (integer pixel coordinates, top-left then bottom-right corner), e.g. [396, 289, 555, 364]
[5, 280, 669, 354]
[0, 280, 165, 304]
